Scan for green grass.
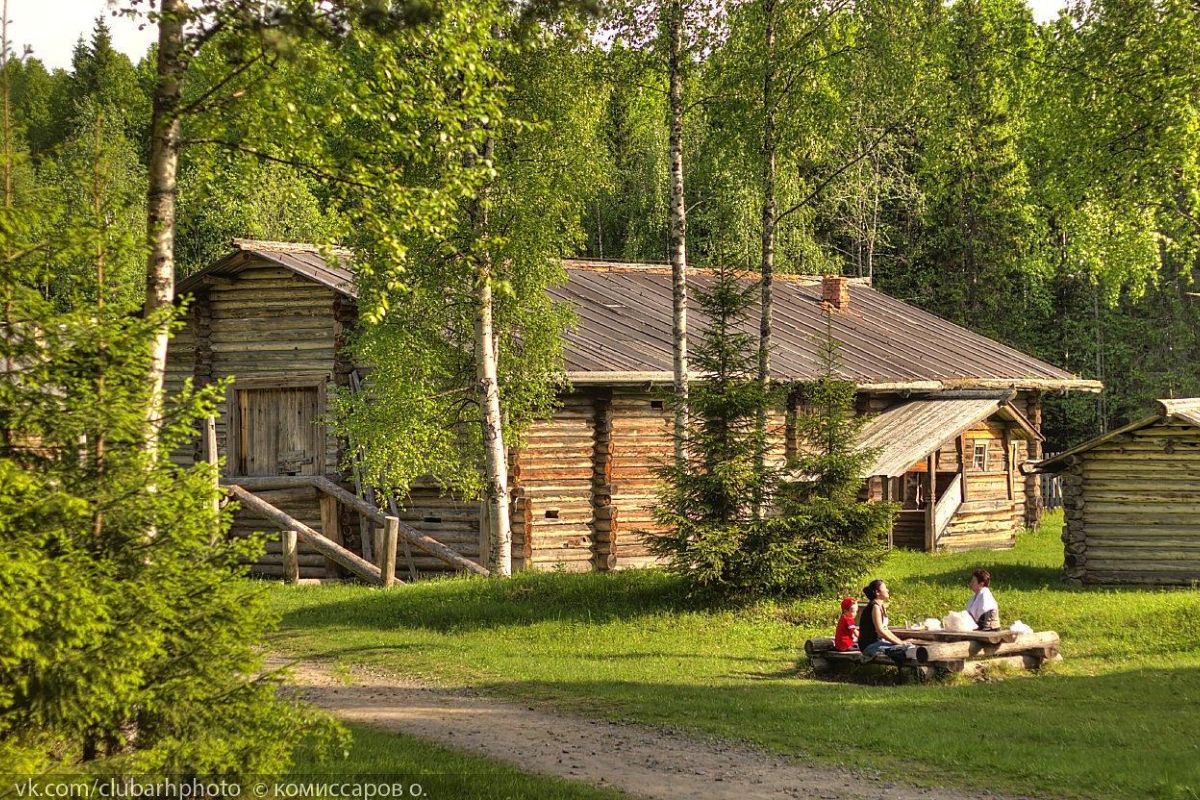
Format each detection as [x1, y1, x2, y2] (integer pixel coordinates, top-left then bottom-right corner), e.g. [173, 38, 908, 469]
[264, 512, 1200, 800]
[291, 724, 625, 799]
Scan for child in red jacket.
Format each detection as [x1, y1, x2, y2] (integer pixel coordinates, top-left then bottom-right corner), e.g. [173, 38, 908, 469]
[834, 596, 859, 651]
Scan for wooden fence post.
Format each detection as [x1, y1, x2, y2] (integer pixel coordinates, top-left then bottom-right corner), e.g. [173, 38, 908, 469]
[320, 493, 341, 579]
[204, 415, 220, 543]
[380, 517, 399, 588]
[282, 529, 299, 584]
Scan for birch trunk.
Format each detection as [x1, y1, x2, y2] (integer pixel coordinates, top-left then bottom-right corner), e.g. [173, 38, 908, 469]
[143, 0, 187, 448]
[666, 0, 689, 467]
[472, 132, 512, 577]
[754, 0, 778, 508]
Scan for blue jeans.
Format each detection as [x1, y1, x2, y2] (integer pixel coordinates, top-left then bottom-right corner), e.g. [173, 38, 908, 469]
[862, 640, 910, 664]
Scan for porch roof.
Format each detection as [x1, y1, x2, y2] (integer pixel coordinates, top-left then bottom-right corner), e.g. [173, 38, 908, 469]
[859, 392, 1042, 478]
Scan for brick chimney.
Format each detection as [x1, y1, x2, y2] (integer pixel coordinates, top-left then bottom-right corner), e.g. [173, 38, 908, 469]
[822, 274, 850, 311]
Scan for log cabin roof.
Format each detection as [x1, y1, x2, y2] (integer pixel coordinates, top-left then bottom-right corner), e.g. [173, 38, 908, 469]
[1035, 398, 1200, 472]
[857, 392, 1042, 478]
[177, 242, 1099, 393]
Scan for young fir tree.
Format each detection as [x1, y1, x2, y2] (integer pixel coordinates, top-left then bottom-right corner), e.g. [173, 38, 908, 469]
[745, 312, 895, 597]
[0, 95, 337, 773]
[650, 265, 780, 592]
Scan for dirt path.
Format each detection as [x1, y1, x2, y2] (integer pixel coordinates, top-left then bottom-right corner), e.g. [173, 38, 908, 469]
[283, 659, 1036, 800]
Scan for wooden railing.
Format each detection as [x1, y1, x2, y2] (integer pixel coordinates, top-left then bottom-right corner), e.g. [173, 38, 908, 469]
[220, 474, 490, 585]
[930, 473, 963, 548]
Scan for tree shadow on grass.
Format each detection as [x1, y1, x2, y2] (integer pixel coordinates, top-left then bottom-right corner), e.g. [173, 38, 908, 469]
[276, 568, 699, 634]
[905, 563, 1064, 591]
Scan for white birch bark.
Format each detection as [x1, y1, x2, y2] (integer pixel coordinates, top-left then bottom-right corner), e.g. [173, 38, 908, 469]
[666, 0, 689, 467]
[143, 0, 187, 448]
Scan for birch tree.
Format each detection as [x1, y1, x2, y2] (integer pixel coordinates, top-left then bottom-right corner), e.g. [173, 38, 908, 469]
[328, 11, 600, 577]
[606, 0, 727, 466]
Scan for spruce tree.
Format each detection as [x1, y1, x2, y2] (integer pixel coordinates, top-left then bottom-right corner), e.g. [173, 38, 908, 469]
[650, 265, 779, 592]
[745, 312, 895, 597]
[0, 107, 337, 774]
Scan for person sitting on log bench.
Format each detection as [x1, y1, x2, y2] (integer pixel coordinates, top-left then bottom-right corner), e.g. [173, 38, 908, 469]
[965, 569, 1000, 631]
[834, 597, 859, 652]
[857, 579, 913, 665]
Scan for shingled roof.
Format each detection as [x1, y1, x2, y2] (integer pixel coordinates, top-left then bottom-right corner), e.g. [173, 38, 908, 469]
[176, 243, 1099, 393]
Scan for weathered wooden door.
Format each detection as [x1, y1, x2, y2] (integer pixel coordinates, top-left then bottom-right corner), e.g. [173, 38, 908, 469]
[235, 386, 323, 476]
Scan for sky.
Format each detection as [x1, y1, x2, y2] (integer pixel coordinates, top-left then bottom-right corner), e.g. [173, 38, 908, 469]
[6, 0, 157, 70]
[9, 0, 1074, 72]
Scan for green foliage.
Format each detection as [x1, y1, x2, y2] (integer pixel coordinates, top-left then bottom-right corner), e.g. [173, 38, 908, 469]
[0, 149, 339, 774]
[651, 266, 780, 589]
[755, 322, 894, 597]
[329, 10, 598, 500]
[652, 273, 892, 600]
[175, 157, 345, 276]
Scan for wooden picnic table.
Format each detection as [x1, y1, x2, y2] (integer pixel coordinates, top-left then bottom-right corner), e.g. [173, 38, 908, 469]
[804, 629, 1061, 682]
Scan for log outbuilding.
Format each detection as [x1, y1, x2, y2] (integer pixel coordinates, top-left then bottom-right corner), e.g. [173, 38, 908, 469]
[1033, 399, 1200, 586]
[168, 240, 1100, 579]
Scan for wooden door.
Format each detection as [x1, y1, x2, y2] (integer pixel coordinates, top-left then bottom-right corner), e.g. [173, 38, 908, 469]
[235, 386, 323, 476]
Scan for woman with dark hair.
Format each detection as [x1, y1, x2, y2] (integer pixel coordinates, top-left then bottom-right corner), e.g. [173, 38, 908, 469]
[965, 569, 1000, 630]
[856, 579, 912, 665]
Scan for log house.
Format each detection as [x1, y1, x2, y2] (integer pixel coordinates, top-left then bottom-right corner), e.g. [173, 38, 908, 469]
[1033, 398, 1200, 586]
[168, 241, 1100, 578]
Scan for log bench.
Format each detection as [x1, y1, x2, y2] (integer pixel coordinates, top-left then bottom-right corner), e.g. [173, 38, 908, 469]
[804, 629, 1061, 682]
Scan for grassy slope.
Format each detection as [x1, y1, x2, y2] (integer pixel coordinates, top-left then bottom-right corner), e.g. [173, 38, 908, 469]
[266, 512, 1200, 800]
[299, 724, 626, 799]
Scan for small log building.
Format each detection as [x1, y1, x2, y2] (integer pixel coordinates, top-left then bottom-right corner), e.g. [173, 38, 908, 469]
[168, 240, 1099, 579]
[1034, 399, 1200, 586]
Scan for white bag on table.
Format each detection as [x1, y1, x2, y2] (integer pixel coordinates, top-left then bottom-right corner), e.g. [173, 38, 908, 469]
[941, 610, 976, 632]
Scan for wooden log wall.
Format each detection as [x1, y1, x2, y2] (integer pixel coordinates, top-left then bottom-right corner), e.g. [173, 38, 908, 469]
[164, 320, 197, 467]
[1063, 420, 1200, 586]
[208, 265, 340, 473]
[1023, 391, 1044, 529]
[606, 390, 673, 568]
[395, 480, 488, 576]
[604, 389, 789, 569]
[511, 394, 598, 572]
[229, 485, 330, 580]
[164, 261, 346, 577]
[938, 420, 1023, 551]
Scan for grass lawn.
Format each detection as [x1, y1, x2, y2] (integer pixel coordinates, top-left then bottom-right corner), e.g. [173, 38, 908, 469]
[294, 723, 626, 799]
[265, 512, 1200, 800]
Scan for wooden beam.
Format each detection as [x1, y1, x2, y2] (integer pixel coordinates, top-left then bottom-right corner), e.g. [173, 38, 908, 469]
[320, 493, 341, 579]
[226, 484, 383, 585]
[924, 452, 937, 551]
[310, 477, 491, 577]
[204, 415, 220, 542]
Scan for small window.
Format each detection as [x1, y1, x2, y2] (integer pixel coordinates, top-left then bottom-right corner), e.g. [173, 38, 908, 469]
[971, 441, 988, 472]
[544, 509, 560, 519]
[650, 399, 665, 410]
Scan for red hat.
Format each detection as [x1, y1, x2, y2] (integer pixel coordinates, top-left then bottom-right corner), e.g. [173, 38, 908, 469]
[841, 597, 857, 611]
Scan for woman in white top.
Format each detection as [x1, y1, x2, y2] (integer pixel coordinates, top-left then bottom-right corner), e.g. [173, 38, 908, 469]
[966, 568, 1000, 630]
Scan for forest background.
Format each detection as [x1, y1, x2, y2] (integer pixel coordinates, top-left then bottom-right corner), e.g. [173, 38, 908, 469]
[8, 0, 1199, 450]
